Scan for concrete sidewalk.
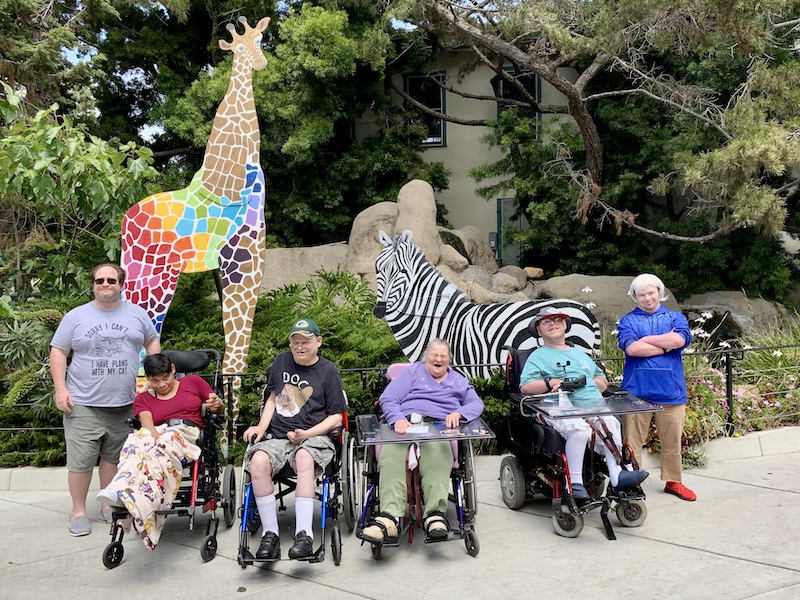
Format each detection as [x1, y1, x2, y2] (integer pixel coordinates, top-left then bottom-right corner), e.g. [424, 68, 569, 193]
[1, 428, 799, 600]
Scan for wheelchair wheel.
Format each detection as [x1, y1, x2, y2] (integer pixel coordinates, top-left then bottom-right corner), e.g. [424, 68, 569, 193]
[464, 529, 480, 557]
[462, 441, 478, 516]
[201, 534, 218, 562]
[222, 463, 236, 528]
[341, 432, 357, 532]
[499, 455, 526, 510]
[551, 506, 584, 538]
[102, 541, 124, 569]
[615, 499, 647, 527]
[331, 521, 342, 566]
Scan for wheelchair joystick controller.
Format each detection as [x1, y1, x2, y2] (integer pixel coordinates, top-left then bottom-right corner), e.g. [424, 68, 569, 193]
[555, 361, 586, 392]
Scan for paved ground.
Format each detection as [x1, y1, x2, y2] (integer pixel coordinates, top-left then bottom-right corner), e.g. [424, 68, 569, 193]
[1, 428, 798, 600]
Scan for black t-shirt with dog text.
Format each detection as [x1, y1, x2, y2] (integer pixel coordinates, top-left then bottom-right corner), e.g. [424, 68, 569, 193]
[266, 351, 346, 438]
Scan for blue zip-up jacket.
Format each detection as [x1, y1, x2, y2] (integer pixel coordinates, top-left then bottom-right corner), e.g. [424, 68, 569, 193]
[617, 305, 692, 405]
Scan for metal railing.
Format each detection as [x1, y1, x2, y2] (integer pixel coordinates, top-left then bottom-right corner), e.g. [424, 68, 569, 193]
[2, 344, 799, 462]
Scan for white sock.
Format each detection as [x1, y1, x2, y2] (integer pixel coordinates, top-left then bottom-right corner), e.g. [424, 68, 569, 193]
[565, 429, 589, 485]
[295, 497, 314, 539]
[255, 494, 278, 535]
[603, 445, 623, 487]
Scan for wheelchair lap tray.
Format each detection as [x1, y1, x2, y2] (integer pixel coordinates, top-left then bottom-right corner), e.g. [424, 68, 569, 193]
[355, 414, 494, 445]
[355, 414, 381, 442]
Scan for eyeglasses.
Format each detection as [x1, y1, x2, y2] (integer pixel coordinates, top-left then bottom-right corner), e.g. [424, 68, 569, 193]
[94, 277, 118, 285]
[290, 340, 315, 348]
[540, 316, 565, 324]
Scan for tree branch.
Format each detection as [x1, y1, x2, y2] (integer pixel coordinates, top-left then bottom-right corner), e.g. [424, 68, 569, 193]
[584, 88, 732, 140]
[388, 78, 489, 126]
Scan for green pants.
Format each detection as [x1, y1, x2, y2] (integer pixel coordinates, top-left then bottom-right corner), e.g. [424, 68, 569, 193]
[377, 441, 453, 518]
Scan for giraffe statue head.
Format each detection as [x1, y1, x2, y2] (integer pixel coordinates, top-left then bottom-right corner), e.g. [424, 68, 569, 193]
[219, 16, 270, 71]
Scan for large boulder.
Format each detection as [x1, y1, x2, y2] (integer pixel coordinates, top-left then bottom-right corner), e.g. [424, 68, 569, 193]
[395, 180, 441, 264]
[442, 225, 498, 274]
[439, 244, 469, 272]
[498, 265, 528, 291]
[539, 274, 681, 326]
[458, 265, 492, 290]
[345, 202, 399, 285]
[681, 291, 789, 336]
[491, 271, 520, 294]
[261, 243, 349, 292]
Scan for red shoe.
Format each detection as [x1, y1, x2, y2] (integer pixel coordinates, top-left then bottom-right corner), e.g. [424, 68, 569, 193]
[664, 481, 696, 501]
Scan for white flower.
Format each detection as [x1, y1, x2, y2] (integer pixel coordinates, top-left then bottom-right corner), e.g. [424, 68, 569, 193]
[611, 329, 619, 336]
[691, 327, 705, 335]
[701, 311, 713, 319]
[581, 286, 593, 293]
[684, 348, 696, 354]
[743, 345, 753, 350]
[698, 331, 711, 338]
[585, 302, 597, 309]
[773, 350, 783, 357]
[718, 340, 731, 348]
[613, 375, 623, 382]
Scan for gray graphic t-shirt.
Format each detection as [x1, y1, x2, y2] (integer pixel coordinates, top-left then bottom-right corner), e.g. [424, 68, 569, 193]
[51, 302, 158, 407]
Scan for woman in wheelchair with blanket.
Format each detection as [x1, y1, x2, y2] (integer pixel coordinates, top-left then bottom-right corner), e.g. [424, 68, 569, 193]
[519, 307, 648, 499]
[95, 353, 223, 549]
[360, 339, 484, 545]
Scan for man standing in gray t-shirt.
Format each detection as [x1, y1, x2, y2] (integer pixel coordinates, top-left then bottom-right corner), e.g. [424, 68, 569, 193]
[50, 263, 160, 537]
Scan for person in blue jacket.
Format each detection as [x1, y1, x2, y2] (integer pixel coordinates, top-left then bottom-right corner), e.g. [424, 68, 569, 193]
[618, 273, 696, 501]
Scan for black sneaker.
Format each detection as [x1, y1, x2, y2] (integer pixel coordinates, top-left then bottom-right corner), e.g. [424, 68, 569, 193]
[255, 531, 280, 560]
[288, 530, 313, 559]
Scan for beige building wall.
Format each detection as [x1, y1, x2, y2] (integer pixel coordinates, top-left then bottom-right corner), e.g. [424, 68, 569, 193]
[355, 49, 575, 263]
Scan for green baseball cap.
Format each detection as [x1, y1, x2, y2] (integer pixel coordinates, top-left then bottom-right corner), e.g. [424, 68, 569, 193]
[288, 318, 321, 339]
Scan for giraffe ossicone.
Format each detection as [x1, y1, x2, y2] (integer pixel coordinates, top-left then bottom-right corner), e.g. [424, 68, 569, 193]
[121, 16, 271, 430]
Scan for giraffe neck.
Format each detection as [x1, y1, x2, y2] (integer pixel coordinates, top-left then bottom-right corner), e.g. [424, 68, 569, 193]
[202, 56, 261, 200]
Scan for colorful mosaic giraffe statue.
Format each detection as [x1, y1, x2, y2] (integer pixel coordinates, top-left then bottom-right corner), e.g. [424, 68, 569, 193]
[121, 16, 270, 426]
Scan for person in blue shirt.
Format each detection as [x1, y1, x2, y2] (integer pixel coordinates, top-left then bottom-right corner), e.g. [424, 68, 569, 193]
[520, 307, 648, 499]
[618, 274, 695, 501]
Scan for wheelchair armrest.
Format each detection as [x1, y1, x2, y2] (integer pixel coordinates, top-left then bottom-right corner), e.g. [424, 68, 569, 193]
[328, 426, 344, 440]
[202, 405, 225, 428]
[602, 385, 629, 397]
[126, 417, 141, 429]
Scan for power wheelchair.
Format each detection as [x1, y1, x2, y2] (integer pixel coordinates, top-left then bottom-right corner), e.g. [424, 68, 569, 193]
[498, 341, 650, 540]
[351, 363, 491, 559]
[236, 392, 353, 568]
[102, 349, 236, 568]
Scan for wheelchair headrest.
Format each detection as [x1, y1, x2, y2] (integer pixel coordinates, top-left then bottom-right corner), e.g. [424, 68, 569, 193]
[508, 347, 538, 394]
[163, 349, 216, 374]
[386, 363, 411, 381]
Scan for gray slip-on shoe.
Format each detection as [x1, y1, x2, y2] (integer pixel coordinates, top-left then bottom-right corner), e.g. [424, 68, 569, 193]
[68, 515, 91, 537]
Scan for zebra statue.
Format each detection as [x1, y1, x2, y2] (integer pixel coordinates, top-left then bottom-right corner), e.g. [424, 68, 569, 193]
[374, 230, 601, 379]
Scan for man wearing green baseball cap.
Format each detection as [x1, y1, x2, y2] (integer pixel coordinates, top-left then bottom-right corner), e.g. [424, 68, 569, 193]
[242, 318, 346, 562]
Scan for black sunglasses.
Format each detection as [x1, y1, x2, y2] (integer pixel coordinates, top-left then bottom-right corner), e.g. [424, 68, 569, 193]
[94, 277, 118, 285]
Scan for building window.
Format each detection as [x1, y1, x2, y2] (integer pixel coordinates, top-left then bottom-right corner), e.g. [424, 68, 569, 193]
[492, 70, 540, 127]
[404, 71, 446, 146]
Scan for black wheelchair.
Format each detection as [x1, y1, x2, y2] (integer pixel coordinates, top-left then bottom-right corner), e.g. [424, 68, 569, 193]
[498, 345, 649, 540]
[236, 400, 353, 568]
[102, 349, 236, 568]
[350, 364, 488, 560]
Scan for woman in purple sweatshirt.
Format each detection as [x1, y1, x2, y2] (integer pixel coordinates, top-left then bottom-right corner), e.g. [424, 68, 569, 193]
[360, 339, 484, 544]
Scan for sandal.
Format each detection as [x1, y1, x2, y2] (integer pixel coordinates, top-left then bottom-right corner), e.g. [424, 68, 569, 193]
[423, 511, 449, 541]
[360, 514, 399, 544]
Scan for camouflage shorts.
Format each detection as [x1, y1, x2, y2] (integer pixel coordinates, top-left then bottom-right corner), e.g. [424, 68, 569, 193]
[244, 435, 336, 477]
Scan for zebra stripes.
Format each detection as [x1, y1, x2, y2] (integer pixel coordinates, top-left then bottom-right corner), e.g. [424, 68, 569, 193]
[374, 230, 601, 379]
